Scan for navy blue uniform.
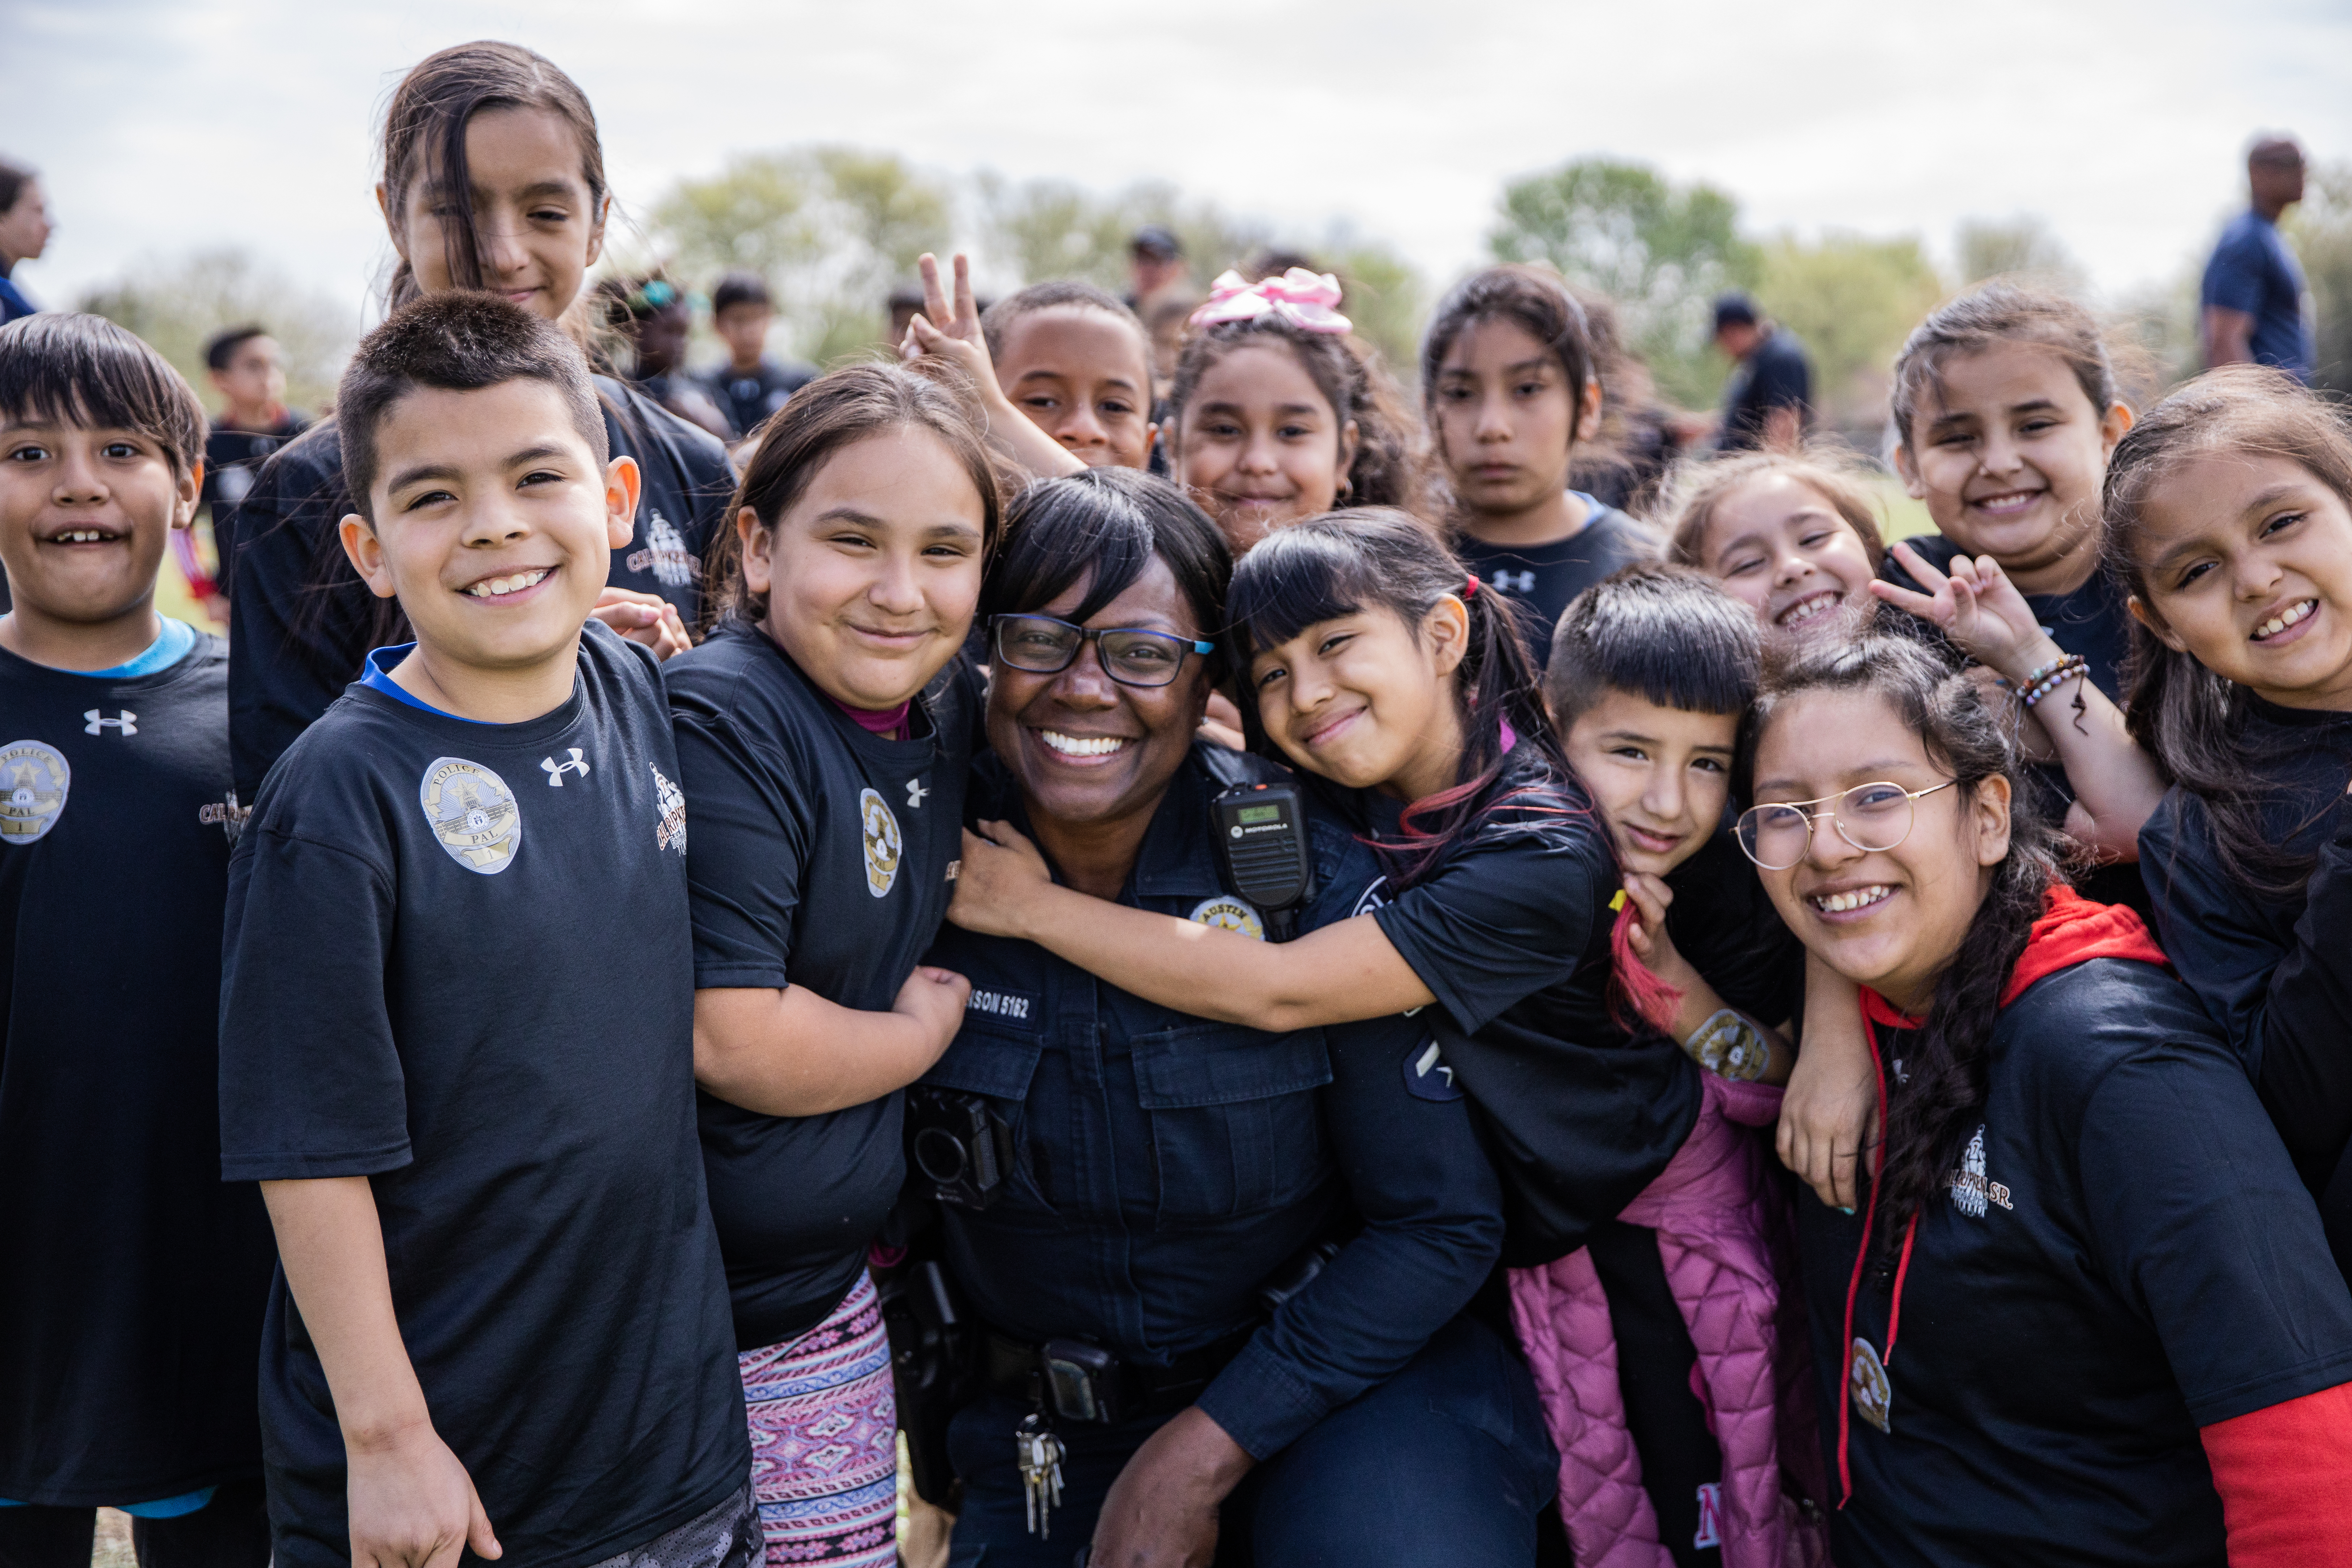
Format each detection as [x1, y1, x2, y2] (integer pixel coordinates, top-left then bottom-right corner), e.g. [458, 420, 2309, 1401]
[1716, 329, 1811, 452]
[217, 623, 749, 1568]
[698, 358, 816, 441]
[1454, 501, 1654, 673]
[921, 745, 1555, 1564]
[201, 412, 309, 596]
[1798, 955, 2352, 1566]
[226, 378, 733, 798]
[667, 621, 981, 1348]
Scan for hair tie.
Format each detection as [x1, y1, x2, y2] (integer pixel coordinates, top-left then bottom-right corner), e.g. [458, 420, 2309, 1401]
[1188, 268, 1352, 335]
[1464, 574, 1481, 599]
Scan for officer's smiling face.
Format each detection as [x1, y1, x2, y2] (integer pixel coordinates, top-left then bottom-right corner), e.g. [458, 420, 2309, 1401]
[987, 555, 1212, 831]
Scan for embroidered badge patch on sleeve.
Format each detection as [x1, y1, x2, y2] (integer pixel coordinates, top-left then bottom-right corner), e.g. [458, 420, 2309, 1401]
[860, 787, 902, 896]
[419, 757, 522, 874]
[652, 765, 687, 854]
[1187, 895, 1265, 940]
[0, 742, 70, 846]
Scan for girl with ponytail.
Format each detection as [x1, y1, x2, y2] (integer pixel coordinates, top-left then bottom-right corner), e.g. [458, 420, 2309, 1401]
[1746, 632, 2352, 1567]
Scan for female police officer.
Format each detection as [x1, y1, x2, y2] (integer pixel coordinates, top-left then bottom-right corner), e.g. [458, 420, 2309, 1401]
[913, 469, 1555, 1565]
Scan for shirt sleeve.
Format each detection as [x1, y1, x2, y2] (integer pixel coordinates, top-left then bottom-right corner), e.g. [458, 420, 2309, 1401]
[1372, 812, 1605, 1034]
[1195, 1017, 1505, 1458]
[2076, 1036, 2352, 1426]
[669, 691, 808, 991]
[2197, 1381, 2352, 1567]
[2204, 228, 2269, 316]
[2137, 792, 2296, 1072]
[1752, 343, 1810, 410]
[2246, 806, 2352, 1189]
[218, 826, 410, 1181]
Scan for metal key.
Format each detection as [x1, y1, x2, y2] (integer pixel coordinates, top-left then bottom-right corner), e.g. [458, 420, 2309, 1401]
[1016, 1412, 1065, 1538]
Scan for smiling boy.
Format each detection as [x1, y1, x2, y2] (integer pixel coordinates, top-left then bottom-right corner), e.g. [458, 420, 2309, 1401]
[215, 294, 751, 1568]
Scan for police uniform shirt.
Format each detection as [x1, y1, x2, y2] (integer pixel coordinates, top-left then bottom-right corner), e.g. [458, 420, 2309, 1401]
[1452, 501, 1652, 673]
[0, 633, 275, 1508]
[216, 622, 748, 1568]
[200, 411, 309, 594]
[697, 357, 816, 441]
[920, 744, 1506, 1459]
[1797, 957, 2352, 1567]
[227, 379, 735, 799]
[666, 619, 981, 1349]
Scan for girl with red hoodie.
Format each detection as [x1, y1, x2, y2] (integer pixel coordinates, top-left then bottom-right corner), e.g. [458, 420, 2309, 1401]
[1741, 631, 2352, 1567]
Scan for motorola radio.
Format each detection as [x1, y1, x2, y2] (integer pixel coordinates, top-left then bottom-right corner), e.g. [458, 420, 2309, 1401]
[1211, 781, 1315, 942]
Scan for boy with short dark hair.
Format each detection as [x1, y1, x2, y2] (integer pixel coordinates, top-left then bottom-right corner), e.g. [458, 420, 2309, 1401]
[698, 273, 813, 440]
[217, 292, 752, 1568]
[0, 312, 276, 1565]
[198, 324, 309, 603]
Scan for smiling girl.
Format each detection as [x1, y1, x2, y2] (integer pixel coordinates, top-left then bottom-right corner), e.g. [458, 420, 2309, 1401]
[1745, 632, 2352, 1567]
[1668, 447, 1888, 637]
[2105, 368, 2352, 1280]
[228, 42, 723, 799]
[1162, 271, 1429, 555]
[664, 363, 999, 1567]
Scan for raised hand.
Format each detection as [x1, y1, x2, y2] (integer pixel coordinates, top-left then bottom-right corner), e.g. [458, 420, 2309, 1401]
[1869, 541, 2057, 683]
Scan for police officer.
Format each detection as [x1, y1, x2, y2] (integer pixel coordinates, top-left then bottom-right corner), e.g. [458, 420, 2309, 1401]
[914, 469, 1555, 1566]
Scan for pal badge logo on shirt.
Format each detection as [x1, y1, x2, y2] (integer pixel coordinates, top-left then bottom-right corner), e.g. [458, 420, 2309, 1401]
[860, 787, 902, 897]
[1188, 895, 1264, 940]
[419, 757, 522, 875]
[0, 741, 70, 846]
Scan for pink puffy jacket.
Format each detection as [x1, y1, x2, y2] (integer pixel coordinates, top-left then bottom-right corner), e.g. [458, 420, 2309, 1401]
[1509, 1072, 1828, 1568]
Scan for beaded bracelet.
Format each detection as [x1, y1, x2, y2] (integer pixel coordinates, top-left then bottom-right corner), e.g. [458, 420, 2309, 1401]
[2018, 655, 2075, 689]
[2020, 655, 2088, 710]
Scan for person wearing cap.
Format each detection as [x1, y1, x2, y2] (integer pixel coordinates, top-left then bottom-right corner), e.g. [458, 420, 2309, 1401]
[1126, 226, 1190, 314]
[2201, 136, 2317, 381]
[1708, 292, 1812, 454]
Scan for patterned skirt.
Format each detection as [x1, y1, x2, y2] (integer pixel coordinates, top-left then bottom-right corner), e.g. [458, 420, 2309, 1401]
[737, 1272, 899, 1567]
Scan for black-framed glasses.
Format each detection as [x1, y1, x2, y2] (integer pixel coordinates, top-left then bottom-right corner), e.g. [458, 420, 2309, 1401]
[1735, 780, 1959, 871]
[990, 613, 1216, 689]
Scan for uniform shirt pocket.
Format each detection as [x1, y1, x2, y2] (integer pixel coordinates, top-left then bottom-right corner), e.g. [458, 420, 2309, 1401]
[1132, 1023, 1333, 1221]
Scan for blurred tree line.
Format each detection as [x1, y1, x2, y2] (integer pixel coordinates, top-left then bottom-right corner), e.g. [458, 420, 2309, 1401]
[74, 249, 354, 416]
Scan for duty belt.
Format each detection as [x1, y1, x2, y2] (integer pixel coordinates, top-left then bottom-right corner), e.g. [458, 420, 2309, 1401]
[982, 1323, 1258, 1426]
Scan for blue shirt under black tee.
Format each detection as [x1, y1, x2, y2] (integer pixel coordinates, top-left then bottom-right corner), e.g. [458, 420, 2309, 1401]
[217, 621, 748, 1568]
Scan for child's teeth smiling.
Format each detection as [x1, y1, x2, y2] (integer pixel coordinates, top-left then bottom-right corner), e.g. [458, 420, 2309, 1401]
[1975, 489, 2041, 516]
[56, 528, 113, 543]
[466, 568, 551, 599]
[2253, 600, 2317, 641]
[1039, 731, 1127, 758]
[1779, 591, 1838, 626]
[1812, 884, 1894, 914]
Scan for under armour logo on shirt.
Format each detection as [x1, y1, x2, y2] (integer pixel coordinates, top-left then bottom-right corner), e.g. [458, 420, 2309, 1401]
[84, 710, 136, 735]
[541, 748, 590, 785]
[906, 777, 930, 809]
[1488, 570, 1537, 595]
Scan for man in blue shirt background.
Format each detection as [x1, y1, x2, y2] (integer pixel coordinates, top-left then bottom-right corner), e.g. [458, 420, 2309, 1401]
[2201, 136, 2315, 381]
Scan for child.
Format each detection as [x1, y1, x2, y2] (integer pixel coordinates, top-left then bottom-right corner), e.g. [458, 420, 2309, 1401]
[217, 294, 754, 1568]
[1162, 271, 1429, 554]
[979, 279, 1157, 471]
[895, 252, 1088, 484]
[665, 362, 995, 1566]
[1421, 265, 1656, 669]
[228, 41, 713, 800]
[1517, 565, 1827, 1568]
[1667, 448, 1886, 637]
[699, 272, 815, 441]
[0, 313, 274, 1565]
[197, 322, 310, 610]
[2105, 367, 2352, 1276]
[1744, 632, 2352, 1566]
[604, 273, 734, 442]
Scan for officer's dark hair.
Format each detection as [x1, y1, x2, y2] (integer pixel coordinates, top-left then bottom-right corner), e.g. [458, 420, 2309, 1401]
[2102, 365, 2352, 898]
[982, 468, 1231, 682]
[707, 360, 1006, 628]
[204, 323, 272, 374]
[1421, 264, 1600, 454]
[979, 281, 1151, 378]
[1228, 508, 1575, 886]
[711, 273, 772, 316]
[0, 312, 207, 478]
[0, 159, 34, 223]
[336, 292, 606, 522]
[1545, 565, 1759, 733]
[1741, 634, 2061, 1266]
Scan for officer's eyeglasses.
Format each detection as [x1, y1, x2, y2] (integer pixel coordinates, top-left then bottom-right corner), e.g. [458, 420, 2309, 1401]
[1735, 780, 1959, 871]
[991, 614, 1215, 690]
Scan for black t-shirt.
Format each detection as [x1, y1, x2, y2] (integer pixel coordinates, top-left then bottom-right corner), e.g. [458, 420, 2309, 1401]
[1717, 329, 1812, 453]
[0, 635, 275, 1508]
[202, 412, 310, 595]
[697, 358, 817, 442]
[217, 623, 748, 1568]
[667, 620, 982, 1348]
[1453, 502, 1654, 672]
[1799, 957, 2352, 1567]
[1349, 749, 1703, 1266]
[227, 378, 735, 799]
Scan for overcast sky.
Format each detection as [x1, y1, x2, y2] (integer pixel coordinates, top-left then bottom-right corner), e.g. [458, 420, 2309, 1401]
[9, 0, 2351, 328]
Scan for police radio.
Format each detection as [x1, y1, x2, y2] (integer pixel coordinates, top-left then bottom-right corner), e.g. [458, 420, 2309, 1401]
[1212, 782, 1315, 942]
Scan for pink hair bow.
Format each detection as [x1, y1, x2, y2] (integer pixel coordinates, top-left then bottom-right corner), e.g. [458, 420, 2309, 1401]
[1188, 267, 1351, 334]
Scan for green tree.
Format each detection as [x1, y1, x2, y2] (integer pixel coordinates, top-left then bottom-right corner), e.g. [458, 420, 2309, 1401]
[1489, 158, 1761, 408]
[77, 248, 356, 415]
[975, 174, 1268, 295]
[1755, 232, 1945, 436]
[1955, 215, 2085, 291]
[1324, 237, 1427, 388]
[2286, 160, 2352, 394]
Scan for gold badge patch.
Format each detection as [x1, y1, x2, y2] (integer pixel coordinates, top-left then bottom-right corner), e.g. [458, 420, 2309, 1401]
[1188, 895, 1265, 941]
[0, 741, 70, 847]
[1849, 1337, 1892, 1433]
[860, 787, 902, 897]
[419, 757, 522, 875]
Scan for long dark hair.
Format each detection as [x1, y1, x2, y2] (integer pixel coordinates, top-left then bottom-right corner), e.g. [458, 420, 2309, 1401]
[1226, 508, 1570, 885]
[2101, 366, 2352, 898]
[1744, 635, 2061, 1259]
[1419, 264, 1599, 520]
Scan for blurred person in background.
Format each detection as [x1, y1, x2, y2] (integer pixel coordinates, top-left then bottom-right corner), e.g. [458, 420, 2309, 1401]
[1674, 292, 1812, 454]
[698, 271, 814, 441]
[1125, 224, 1189, 314]
[193, 325, 310, 615]
[603, 273, 734, 441]
[0, 158, 51, 326]
[2201, 135, 2316, 381]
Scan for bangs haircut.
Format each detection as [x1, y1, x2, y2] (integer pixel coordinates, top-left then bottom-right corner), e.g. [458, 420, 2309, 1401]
[1546, 565, 1760, 731]
[1889, 282, 2120, 453]
[981, 468, 1231, 679]
[0, 313, 207, 476]
[336, 291, 607, 520]
[980, 281, 1151, 374]
[1664, 445, 1888, 574]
